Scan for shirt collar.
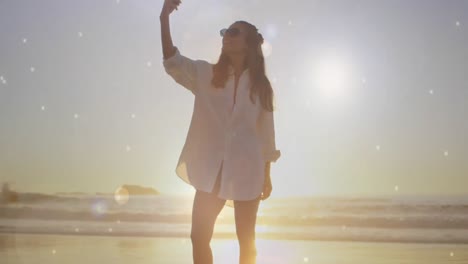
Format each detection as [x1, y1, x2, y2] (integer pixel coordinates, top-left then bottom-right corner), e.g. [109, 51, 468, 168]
[227, 65, 249, 76]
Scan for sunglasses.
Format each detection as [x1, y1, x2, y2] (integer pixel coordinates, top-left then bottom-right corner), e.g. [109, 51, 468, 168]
[220, 27, 242, 38]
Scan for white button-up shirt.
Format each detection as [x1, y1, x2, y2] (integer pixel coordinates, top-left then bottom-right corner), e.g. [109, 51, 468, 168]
[163, 47, 281, 206]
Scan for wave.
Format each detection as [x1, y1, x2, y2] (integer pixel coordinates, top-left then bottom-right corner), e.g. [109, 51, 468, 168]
[1, 205, 468, 229]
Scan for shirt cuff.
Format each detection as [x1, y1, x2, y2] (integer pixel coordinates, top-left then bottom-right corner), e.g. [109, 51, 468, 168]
[265, 149, 281, 163]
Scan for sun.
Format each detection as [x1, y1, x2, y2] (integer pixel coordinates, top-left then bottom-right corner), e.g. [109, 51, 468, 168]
[312, 55, 353, 101]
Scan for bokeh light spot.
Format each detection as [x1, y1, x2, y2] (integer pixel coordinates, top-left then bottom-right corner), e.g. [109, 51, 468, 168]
[114, 186, 130, 205]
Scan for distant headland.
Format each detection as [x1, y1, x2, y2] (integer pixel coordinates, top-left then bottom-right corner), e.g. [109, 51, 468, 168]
[0, 182, 160, 204]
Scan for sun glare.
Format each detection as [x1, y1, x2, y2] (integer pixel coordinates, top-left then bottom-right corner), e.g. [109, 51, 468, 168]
[312, 55, 353, 101]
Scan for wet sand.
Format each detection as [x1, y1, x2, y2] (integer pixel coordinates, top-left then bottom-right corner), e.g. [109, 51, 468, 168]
[2, 233, 468, 263]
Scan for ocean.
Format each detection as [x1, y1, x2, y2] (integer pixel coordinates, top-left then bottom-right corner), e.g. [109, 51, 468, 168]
[1, 192, 468, 244]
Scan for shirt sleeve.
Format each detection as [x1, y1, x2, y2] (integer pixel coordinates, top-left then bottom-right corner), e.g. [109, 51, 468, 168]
[257, 108, 281, 163]
[162, 46, 201, 95]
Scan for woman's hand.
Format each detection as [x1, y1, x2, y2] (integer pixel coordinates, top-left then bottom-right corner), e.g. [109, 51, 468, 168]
[161, 0, 182, 17]
[261, 170, 272, 201]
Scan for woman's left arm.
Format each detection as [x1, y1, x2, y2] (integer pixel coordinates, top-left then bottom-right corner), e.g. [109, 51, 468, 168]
[257, 109, 281, 163]
[258, 107, 280, 200]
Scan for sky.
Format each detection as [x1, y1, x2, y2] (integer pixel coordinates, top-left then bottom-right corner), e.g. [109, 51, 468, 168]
[0, 0, 467, 198]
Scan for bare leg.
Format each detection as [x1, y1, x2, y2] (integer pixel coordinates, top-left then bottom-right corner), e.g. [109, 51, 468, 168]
[234, 195, 261, 264]
[191, 164, 226, 264]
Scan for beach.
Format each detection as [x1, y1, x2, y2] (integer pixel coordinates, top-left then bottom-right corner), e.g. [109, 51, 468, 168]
[1, 233, 467, 264]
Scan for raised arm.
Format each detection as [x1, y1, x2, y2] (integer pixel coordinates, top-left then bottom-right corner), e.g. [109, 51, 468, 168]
[160, 0, 180, 59]
[160, 0, 202, 94]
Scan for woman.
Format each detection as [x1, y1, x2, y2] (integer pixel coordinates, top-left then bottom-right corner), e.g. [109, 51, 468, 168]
[160, 1, 281, 263]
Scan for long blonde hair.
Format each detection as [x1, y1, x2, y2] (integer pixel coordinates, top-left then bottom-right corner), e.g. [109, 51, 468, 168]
[211, 20, 275, 112]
